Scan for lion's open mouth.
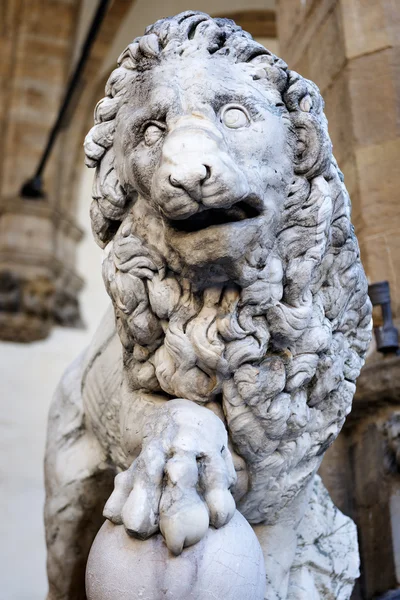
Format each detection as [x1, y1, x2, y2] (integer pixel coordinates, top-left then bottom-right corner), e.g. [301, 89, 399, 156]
[168, 200, 261, 233]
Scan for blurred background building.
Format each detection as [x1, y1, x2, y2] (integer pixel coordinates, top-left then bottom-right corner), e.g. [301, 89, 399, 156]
[0, 0, 399, 598]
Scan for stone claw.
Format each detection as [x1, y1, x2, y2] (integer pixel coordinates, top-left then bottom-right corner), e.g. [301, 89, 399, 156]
[103, 399, 237, 554]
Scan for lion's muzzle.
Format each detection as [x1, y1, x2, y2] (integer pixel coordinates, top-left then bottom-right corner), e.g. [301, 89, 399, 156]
[151, 116, 251, 225]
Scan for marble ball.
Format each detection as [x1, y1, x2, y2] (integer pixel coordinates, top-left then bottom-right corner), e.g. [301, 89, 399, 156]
[86, 510, 266, 600]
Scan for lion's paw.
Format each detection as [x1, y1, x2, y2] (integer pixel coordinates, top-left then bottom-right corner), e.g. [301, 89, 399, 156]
[103, 399, 237, 555]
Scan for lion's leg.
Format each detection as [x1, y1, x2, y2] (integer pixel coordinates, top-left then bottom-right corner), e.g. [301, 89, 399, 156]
[251, 481, 315, 600]
[253, 476, 359, 600]
[252, 521, 297, 600]
[286, 475, 359, 600]
[44, 354, 114, 600]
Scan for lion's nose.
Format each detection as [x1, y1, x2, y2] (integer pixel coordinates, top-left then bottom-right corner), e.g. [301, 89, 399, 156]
[169, 164, 210, 202]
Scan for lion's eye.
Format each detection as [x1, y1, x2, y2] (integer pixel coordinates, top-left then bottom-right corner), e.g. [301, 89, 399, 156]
[144, 123, 164, 146]
[221, 106, 250, 129]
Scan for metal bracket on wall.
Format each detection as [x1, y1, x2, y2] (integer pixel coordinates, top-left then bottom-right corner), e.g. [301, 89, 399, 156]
[368, 281, 399, 355]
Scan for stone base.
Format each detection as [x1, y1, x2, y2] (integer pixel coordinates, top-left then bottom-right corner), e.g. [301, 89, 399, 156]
[86, 512, 266, 600]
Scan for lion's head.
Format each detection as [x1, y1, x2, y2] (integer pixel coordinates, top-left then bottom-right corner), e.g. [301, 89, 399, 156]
[84, 12, 372, 524]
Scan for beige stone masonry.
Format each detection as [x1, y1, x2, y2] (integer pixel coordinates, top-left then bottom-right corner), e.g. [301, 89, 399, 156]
[277, 0, 400, 318]
[277, 1, 400, 597]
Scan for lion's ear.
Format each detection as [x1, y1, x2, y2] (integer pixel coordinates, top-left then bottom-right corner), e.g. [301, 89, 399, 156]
[89, 149, 133, 248]
[84, 95, 122, 168]
[83, 83, 132, 247]
[84, 121, 115, 168]
[284, 72, 331, 179]
[89, 201, 116, 249]
[291, 110, 331, 178]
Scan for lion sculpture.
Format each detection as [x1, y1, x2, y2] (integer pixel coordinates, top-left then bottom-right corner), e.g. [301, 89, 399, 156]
[44, 11, 372, 600]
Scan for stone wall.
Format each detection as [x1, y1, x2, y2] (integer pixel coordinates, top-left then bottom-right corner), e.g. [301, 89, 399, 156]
[0, 0, 80, 200]
[277, 0, 400, 317]
[276, 1, 400, 597]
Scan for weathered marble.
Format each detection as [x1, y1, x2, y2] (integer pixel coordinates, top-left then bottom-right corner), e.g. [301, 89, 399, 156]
[44, 11, 372, 600]
[86, 511, 266, 600]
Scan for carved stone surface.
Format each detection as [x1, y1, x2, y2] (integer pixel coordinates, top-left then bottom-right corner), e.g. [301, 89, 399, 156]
[86, 511, 267, 600]
[44, 11, 372, 600]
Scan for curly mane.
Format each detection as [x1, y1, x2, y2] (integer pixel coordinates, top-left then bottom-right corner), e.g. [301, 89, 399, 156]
[84, 11, 372, 524]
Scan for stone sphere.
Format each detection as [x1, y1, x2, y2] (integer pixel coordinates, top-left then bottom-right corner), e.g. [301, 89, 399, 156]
[86, 510, 266, 600]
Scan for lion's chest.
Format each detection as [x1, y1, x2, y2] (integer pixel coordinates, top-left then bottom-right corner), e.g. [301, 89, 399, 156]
[143, 279, 272, 404]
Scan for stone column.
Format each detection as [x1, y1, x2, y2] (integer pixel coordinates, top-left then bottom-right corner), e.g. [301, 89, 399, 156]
[0, 0, 84, 340]
[276, 1, 400, 597]
[0, 0, 132, 341]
